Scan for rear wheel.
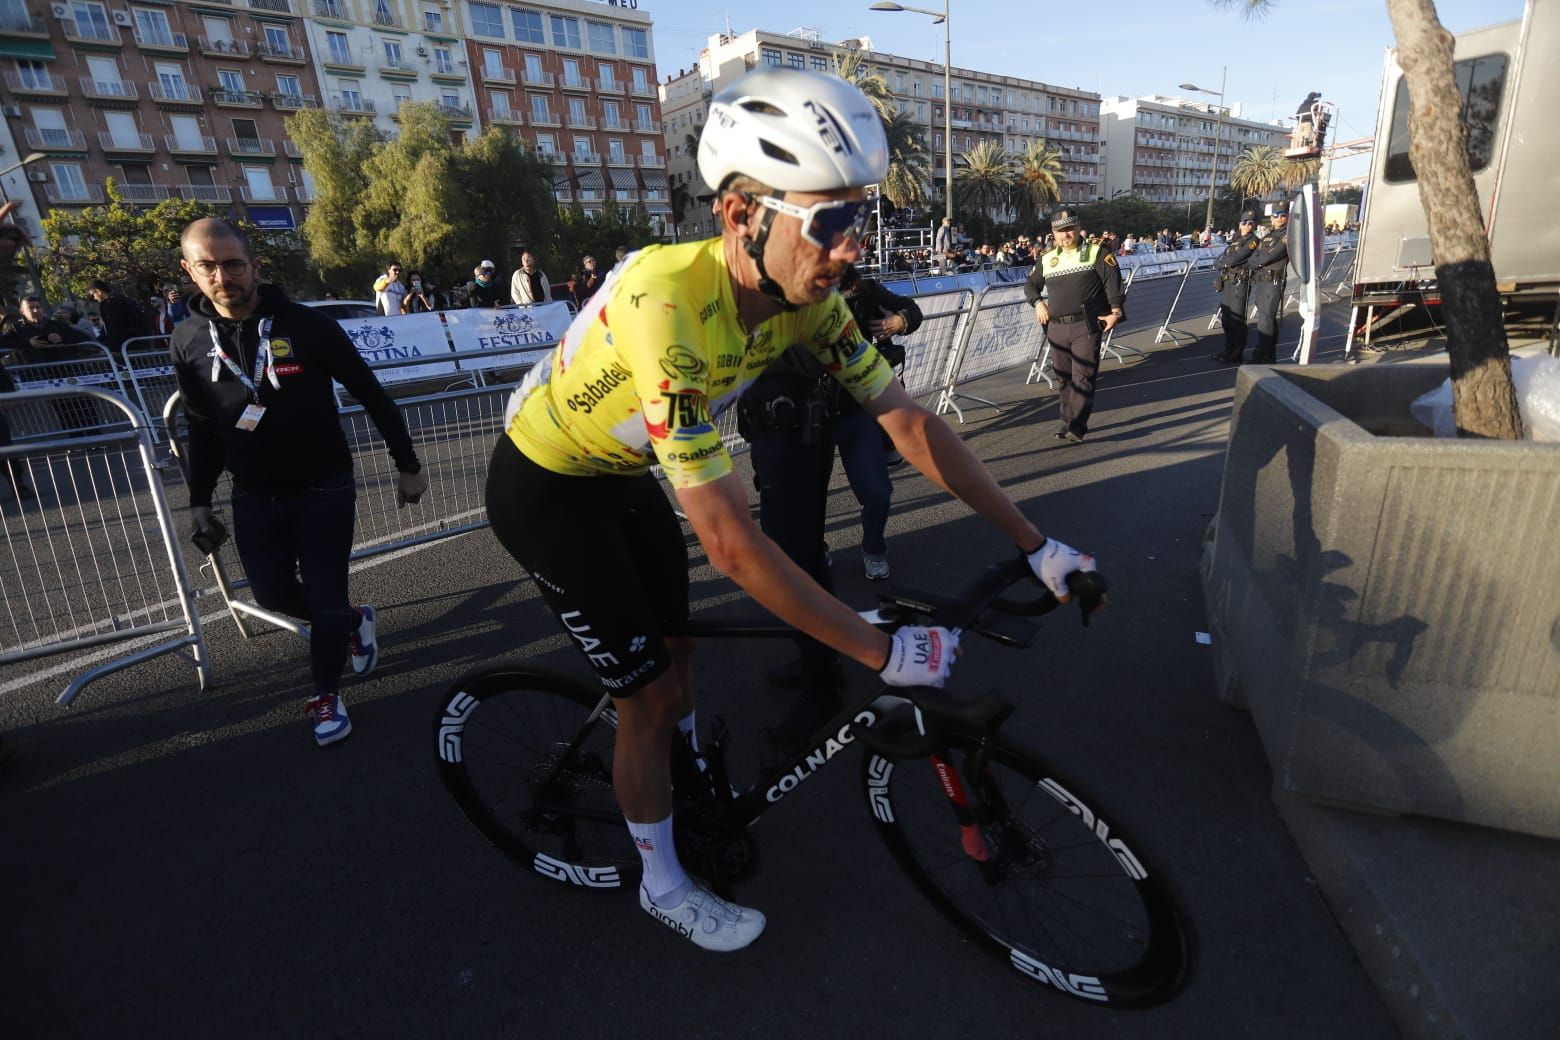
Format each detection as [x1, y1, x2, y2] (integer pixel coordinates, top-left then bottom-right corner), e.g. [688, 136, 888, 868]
[434, 668, 637, 890]
[864, 735, 1190, 1007]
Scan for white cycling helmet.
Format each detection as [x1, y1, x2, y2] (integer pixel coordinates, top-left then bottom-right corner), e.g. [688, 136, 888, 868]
[699, 67, 888, 194]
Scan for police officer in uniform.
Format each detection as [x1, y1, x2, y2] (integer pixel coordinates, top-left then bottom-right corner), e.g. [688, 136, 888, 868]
[1024, 208, 1125, 443]
[1247, 200, 1291, 364]
[1210, 210, 1262, 364]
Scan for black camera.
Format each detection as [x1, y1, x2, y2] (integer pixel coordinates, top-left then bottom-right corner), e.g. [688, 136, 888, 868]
[191, 516, 229, 556]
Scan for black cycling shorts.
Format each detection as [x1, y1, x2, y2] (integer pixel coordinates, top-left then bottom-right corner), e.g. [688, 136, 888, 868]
[485, 434, 689, 697]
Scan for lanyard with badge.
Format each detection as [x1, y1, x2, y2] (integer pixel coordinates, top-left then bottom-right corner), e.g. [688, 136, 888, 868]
[208, 317, 280, 431]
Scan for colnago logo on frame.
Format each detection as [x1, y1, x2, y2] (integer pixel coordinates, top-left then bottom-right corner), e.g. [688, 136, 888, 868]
[438, 691, 477, 762]
[1038, 778, 1149, 881]
[765, 710, 877, 802]
[533, 853, 621, 888]
[1010, 950, 1108, 1002]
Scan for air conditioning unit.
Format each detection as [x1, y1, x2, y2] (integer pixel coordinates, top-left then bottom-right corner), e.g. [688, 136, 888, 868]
[112, 10, 131, 26]
[2, 105, 21, 117]
[415, 46, 428, 57]
[50, 3, 68, 17]
[28, 170, 49, 182]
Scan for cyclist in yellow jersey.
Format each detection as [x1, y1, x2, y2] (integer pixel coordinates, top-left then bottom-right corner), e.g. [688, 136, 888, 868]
[484, 67, 1098, 953]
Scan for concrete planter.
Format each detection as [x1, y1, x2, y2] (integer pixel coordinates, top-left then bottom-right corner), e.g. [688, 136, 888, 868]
[1201, 360, 1560, 838]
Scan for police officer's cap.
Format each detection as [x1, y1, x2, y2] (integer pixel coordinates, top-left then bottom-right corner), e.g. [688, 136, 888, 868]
[1240, 210, 1259, 223]
[1050, 209, 1081, 231]
[1270, 200, 1291, 217]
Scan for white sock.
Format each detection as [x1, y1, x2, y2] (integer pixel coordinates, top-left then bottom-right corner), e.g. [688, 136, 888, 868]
[677, 711, 707, 772]
[628, 814, 690, 906]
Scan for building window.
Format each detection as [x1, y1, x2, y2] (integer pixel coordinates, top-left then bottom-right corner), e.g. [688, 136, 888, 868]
[810, 56, 827, 71]
[631, 66, 649, 93]
[326, 31, 351, 64]
[217, 68, 244, 93]
[422, 5, 442, 33]
[932, 82, 943, 100]
[276, 73, 302, 99]
[432, 46, 453, 74]
[535, 132, 555, 153]
[623, 26, 649, 59]
[787, 52, 804, 69]
[509, 7, 544, 44]
[132, 7, 174, 46]
[16, 59, 50, 90]
[383, 40, 403, 64]
[52, 163, 88, 199]
[491, 91, 511, 117]
[550, 15, 581, 49]
[586, 20, 615, 54]
[608, 138, 625, 161]
[762, 48, 781, 67]
[568, 96, 586, 123]
[530, 94, 550, 121]
[261, 23, 290, 55]
[468, 2, 503, 38]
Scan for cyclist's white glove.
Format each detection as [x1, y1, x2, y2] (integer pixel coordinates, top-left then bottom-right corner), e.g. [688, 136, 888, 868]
[1026, 538, 1097, 601]
[879, 626, 959, 688]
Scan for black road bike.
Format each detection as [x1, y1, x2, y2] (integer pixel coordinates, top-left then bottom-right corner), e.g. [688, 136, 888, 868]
[433, 559, 1190, 1007]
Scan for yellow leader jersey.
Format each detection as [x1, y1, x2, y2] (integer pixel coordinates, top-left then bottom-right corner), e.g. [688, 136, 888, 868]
[505, 238, 894, 489]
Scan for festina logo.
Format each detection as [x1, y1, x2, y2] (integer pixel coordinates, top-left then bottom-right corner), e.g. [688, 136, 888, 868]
[765, 710, 877, 802]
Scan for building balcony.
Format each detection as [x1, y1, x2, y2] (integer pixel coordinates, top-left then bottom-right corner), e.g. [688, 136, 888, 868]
[79, 77, 140, 105]
[538, 151, 568, 165]
[560, 75, 591, 93]
[371, 9, 403, 28]
[602, 116, 631, 131]
[481, 67, 516, 86]
[180, 185, 232, 202]
[239, 185, 289, 203]
[597, 78, 624, 96]
[149, 83, 204, 106]
[98, 131, 156, 154]
[311, 0, 346, 16]
[628, 82, 655, 98]
[437, 102, 473, 122]
[0, 13, 48, 36]
[212, 89, 265, 109]
[606, 152, 634, 167]
[553, 188, 574, 202]
[227, 137, 278, 157]
[4, 71, 65, 96]
[486, 108, 523, 126]
[270, 92, 319, 111]
[529, 111, 560, 128]
[379, 58, 420, 80]
[257, 40, 307, 64]
[430, 67, 466, 84]
[633, 120, 661, 134]
[637, 154, 665, 169]
[295, 184, 316, 203]
[328, 95, 375, 116]
[115, 183, 173, 204]
[24, 127, 87, 151]
[250, 0, 298, 14]
[566, 115, 596, 130]
[64, 20, 121, 46]
[44, 184, 106, 205]
[322, 55, 365, 73]
[199, 37, 252, 58]
[642, 189, 667, 203]
[571, 152, 602, 166]
[612, 190, 640, 203]
[134, 30, 188, 54]
[283, 139, 302, 157]
[522, 70, 555, 88]
[166, 134, 219, 156]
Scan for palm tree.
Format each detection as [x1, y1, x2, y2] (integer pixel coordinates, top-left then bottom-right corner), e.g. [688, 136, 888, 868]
[880, 110, 931, 208]
[1278, 156, 1320, 191]
[1016, 141, 1066, 220]
[954, 140, 1016, 221]
[833, 50, 896, 122]
[1214, 0, 1520, 437]
[1230, 144, 1283, 202]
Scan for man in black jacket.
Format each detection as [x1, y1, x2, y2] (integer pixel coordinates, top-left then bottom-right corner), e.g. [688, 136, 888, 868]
[1210, 211, 1262, 364]
[171, 218, 427, 747]
[1246, 200, 1291, 364]
[86, 279, 150, 354]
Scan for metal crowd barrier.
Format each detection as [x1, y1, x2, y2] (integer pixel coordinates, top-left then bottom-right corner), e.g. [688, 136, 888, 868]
[4, 342, 133, 443]
[119, 334, 178, 441]
[0, 387, 211, 705]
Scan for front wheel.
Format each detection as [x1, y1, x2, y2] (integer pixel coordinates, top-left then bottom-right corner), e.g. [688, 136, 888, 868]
[434, 667, 638, 890]
[864, 735, 1190, 1007]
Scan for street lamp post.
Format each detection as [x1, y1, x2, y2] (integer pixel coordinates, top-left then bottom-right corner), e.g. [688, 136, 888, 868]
[0, 151, 48, 299]
[1179, 69, 1227, 236]
[869, 1, 953, 227]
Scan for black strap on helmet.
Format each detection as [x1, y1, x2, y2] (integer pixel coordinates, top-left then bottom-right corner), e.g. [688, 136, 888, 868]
[741, 193, 799, 313]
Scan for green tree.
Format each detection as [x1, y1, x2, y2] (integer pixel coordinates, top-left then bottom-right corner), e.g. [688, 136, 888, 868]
[954, 141, 1016, 222]
[880, 109, 932, 208]
[1216, 0, 1521, 438]
[451, 125, 557, 273]
[551, 203, 658, 275]
[1230, 144, 1284, 203]
[1015, 141, 1066, 221]
[832, 51, 896, 122]
[286, 106, 384, 291]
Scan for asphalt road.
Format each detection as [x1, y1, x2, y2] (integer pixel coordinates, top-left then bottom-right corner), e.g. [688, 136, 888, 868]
[0, 300, 1400, 1038]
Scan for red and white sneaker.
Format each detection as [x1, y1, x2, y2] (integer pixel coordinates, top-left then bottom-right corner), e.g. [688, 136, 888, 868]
[307, 692, 352, 747]
[348, 605, 377, 677]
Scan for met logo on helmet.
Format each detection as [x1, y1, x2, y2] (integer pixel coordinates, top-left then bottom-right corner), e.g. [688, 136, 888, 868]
[803, 100, 853, 156]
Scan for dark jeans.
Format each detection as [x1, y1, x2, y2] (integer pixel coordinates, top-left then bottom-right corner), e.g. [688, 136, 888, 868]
[749, 424, 837, 682]
[834, 407, 891, 557]
[230, 471, 358, 693]
[1048, 319, 1103, 436]
[1251, 280, 1286, 363]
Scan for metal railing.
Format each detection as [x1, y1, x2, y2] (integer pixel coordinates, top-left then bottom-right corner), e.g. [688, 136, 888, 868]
[0, 389, 211, 705]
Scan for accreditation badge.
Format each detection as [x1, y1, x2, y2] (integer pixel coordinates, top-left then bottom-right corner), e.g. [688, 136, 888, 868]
[235, 403, 267, 431]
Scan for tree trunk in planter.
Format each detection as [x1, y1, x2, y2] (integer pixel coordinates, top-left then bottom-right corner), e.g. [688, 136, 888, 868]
[1386, 0, 1523, 439]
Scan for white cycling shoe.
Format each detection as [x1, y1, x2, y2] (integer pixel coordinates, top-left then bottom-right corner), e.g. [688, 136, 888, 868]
[640, 881, 766, 952]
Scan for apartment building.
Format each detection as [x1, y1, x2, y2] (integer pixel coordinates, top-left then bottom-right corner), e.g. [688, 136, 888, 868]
[661, 28, 1103, 241]
[458, 0, 670, 234]
[1099, 95, 1289, 216]
[306, 0, 478, 139]
[0, 0, 328, 232]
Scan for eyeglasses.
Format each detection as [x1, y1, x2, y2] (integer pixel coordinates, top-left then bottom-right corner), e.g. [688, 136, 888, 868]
[188, 259, 251, 278]
[754, 195, 871, 250]
[1239, 220, 1255, 225]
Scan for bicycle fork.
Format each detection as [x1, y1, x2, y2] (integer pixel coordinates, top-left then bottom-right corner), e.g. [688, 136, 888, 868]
[932, 748, 993, 864]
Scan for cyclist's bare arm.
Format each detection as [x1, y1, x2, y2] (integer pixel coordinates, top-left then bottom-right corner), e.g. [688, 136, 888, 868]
[675, 473, 893, 670]
[864, 380, 1045, 553]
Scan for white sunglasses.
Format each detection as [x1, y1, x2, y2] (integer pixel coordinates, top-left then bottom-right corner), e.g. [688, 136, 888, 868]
[754, 195, 871, 250]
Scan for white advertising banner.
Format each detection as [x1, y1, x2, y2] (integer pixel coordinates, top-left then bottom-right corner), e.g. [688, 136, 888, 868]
[442, 303, 572, 370]
[337, 311, 456, 384]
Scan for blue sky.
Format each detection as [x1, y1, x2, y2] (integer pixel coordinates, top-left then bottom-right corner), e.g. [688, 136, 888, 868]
[647, 0, 1527, 181]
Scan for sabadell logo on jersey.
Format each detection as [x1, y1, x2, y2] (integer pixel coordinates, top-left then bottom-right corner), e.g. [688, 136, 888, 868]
[565, 363, 632, 415]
